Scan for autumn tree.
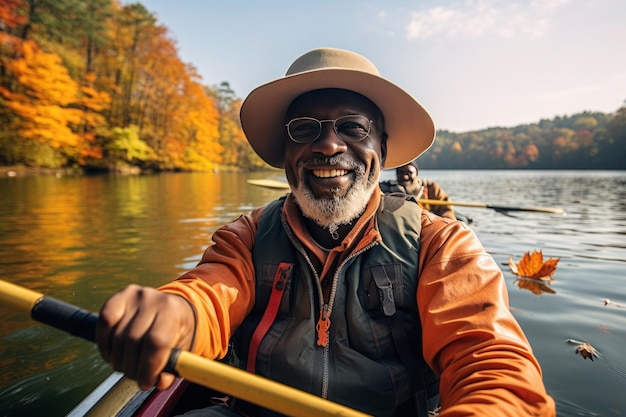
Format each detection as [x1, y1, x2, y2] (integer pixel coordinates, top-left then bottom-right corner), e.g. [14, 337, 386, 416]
[0, 41, 85, 166]
[209, 82, 266, 170]
[603, 107, 626, 168]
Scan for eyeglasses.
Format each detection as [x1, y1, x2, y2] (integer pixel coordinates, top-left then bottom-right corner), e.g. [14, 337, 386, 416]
[285, 115, 372, 144]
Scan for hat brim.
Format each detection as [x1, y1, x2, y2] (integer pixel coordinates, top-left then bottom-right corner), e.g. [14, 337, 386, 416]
[240, 68, 435, 169]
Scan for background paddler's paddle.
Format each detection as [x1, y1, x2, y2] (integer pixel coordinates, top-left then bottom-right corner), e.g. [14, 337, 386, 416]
[247, 178, 290, 189]
[246, 178, 565, 214]
[0, 279, 371, 417]
[419, 198, 565, 214]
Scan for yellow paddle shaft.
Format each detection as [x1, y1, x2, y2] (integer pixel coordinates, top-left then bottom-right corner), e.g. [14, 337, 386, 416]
[419, 198, 565, 214]
[0, 279, 43, 312]
[175, 351, 371, 417]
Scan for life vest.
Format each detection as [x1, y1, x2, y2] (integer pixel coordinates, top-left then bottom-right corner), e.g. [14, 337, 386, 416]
[233, 194, 440, 417]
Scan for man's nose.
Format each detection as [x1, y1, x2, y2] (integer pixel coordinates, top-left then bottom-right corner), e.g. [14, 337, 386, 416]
[310, 124, 348, 156]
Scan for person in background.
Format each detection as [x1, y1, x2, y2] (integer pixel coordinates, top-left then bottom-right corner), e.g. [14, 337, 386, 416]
[96, 48, 555, 417]
[380, 160, 456, 220]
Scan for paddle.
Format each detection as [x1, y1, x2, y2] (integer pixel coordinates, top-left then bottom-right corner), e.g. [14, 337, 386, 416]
[0, 279, 370, 417]
[246, 178, 565, 214]
[418, 199, 565, 214]
[247, 178, 290, 189]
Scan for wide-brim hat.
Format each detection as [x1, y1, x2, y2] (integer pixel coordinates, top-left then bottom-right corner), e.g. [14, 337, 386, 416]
[240, 47, 435, 169]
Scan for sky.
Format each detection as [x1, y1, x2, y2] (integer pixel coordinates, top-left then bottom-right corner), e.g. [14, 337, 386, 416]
[128, 0, 626, 133]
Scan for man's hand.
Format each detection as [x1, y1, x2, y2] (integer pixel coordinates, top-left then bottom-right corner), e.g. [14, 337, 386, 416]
[96, 284, 195, 391]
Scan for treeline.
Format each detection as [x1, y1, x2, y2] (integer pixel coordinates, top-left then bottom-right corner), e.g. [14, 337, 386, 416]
[419, 109, 626, 169]
[1, 1, 625, 173]
[0, 0, 265, 172]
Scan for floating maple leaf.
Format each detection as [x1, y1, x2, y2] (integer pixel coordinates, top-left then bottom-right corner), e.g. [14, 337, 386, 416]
[576, 343, 597, 361]
[567, 339, 599, 361]
[509, 250, 560, 294]
[509, 249, 560, 280]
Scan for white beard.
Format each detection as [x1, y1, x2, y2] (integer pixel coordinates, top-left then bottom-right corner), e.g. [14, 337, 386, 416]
[291, 156, 379, 229]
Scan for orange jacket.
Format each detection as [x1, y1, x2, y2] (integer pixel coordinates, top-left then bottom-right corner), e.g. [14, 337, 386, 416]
[160, 187, 555, 416]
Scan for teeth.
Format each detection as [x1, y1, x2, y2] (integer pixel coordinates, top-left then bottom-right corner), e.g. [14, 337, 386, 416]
[312, 169, 348, 178]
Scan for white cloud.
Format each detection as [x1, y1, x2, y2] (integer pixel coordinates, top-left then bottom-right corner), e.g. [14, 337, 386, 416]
[406, 0, 572, 40]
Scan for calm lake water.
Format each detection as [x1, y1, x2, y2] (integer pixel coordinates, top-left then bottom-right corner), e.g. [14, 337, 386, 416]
[1, 170, 625, 417]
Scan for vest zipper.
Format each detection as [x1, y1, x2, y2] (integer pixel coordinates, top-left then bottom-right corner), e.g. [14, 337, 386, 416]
[281, 213, 379, 399]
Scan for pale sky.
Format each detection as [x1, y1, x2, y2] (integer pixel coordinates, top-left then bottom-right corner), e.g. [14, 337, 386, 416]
[129, 0, 626, 132]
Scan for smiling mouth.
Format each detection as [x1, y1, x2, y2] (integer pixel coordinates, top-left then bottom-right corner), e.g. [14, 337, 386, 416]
[311, 169, 349, 178]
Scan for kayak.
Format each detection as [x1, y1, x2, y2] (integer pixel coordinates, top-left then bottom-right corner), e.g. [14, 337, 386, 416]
[68, 372, 218, 417]
[67, 371, 370, 417]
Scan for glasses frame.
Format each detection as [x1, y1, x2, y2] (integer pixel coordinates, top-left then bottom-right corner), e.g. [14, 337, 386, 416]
[285, 115, 373, 144]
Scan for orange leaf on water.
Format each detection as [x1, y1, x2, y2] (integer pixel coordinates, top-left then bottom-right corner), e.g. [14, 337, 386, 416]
[509, 250, 560, 295]
[509, 250, 560, 280]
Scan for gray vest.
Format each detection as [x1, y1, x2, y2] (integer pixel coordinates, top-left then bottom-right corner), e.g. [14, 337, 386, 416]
[234, 194, 439, 417]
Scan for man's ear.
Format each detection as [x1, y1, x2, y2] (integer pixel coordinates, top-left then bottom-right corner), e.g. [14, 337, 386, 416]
[380, 133, 388, 168]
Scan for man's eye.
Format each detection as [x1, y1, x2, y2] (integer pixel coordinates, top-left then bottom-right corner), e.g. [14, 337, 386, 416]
[293, 122, 318, 132]
[337, 121, 367, 136]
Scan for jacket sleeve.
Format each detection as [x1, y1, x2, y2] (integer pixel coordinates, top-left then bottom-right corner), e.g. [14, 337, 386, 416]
[428, 181, 456, 220]
[418, 212, 555, 416]
[158, 207, 264, 360]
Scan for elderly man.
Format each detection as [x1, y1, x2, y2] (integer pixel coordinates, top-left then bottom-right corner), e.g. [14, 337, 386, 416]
[96, 48, 555, 417]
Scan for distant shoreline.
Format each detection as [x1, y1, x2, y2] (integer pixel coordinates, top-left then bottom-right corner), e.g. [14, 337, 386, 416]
[0, 166, 76, 177]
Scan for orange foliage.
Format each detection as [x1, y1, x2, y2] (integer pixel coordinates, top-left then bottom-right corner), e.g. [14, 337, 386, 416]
[509, 249, 560, 294]
[0, 0, 26, 27]
[524, 144, 539, 162]
[0, 2, 232, 170]
[126, 28, 221, 169]
[1, 41, 83, 148]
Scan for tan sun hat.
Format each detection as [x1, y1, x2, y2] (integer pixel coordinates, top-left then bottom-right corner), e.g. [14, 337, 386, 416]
[240, 47, 435, 169]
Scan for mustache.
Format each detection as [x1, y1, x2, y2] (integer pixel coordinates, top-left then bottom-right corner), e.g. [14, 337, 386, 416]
[298, 155, 362, 171]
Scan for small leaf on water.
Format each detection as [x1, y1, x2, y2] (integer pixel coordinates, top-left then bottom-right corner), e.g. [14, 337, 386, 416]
[604, 299, 626, 309]
[575, 342, 598, 361]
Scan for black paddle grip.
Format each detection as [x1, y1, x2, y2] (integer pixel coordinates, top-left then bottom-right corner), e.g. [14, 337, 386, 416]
[31, 297, 98, 342]
[164, 348, 181, 376]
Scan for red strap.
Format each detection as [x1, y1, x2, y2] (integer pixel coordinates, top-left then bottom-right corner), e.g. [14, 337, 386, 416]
[247, 262, 293, 372]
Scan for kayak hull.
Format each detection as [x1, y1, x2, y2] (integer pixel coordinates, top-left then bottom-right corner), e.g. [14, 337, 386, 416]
[68, 373, 216, 417]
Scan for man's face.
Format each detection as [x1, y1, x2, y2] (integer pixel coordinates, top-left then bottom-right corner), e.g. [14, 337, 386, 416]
[284, 89, 387, 227]
[396, 164, 417, 187]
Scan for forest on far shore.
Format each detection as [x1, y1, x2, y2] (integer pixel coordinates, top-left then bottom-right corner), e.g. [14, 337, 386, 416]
[419, 109, 625, 170]
[1, 0, 625, 174]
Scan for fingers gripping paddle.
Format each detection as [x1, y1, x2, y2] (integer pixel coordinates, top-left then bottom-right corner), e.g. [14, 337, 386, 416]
[0, 279, 371, 417]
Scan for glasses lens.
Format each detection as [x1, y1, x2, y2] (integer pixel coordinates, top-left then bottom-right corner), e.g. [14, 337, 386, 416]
[334, 115, 371, 142]
[287, 117, 321, 143]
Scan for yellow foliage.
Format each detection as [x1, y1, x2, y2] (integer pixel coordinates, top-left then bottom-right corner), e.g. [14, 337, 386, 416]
[2, 41, 82, 149]
[11, 42, 78, 104]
